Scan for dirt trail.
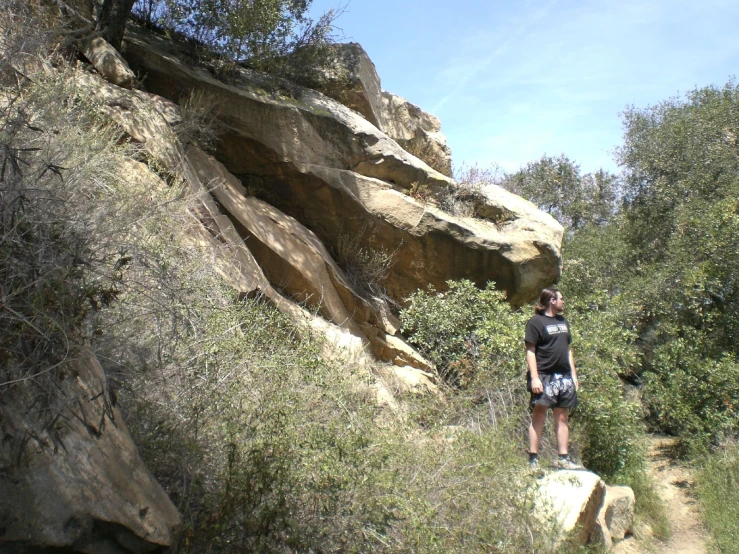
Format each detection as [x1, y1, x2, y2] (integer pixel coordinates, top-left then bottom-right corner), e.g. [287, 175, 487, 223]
[614, 436, 712, 554]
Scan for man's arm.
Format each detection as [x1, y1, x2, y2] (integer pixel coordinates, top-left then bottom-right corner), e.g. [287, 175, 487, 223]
[569, 349, 579, 391]
[526, 342, 543, 394]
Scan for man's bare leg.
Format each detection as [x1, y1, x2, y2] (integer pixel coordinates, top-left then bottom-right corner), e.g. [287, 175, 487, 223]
[553, 408, 569, 455]
[529, 404, 548, 454]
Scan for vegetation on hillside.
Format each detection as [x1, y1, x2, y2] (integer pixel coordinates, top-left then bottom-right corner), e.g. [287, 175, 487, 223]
[4, 0, 739, 551]
[0, 4, 547, 553]
[696, 444, 739, 553]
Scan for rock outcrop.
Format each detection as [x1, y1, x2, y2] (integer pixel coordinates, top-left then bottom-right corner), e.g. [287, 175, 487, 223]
[309, 43, 452, 176]
[73, 67, 435, 383]
[592, 485, 636, 549]
[378, 89, 453, 177]
[185, 145, 434, 372]
[0, 349, 182, 553]
[122, 28, 563, 306]
[319, 43, 385, 130]
[83, 36, 136, 89]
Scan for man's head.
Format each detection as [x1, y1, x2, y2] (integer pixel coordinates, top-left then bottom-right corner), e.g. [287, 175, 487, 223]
[534, 288, 564, 315]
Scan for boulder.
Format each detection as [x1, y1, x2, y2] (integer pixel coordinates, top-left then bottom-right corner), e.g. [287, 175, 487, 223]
[603, 485, 636, 541]
[532, 469, 606, 548]
[84, 37, 136, 88]
[0, 349, 182, 553]
[319, 42, 385, 129]
[592, 509, 614, 550]
[378, 365, 438, 395]
[122, 28, 563, 305]
[591, 485, 636, 548]
[379, 90, 453, 176]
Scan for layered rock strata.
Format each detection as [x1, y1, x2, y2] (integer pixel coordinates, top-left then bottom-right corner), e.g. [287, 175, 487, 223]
[122, 29, 563, 306]
[315, 43, 453, 176]
[74, 69, 435, 378]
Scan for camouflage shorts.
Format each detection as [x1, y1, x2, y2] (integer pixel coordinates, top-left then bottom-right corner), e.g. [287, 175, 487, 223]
[529, 373, 578, 409]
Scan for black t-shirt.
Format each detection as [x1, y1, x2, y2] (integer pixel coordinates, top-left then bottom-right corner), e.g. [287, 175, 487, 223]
[524, 314, 572, 375]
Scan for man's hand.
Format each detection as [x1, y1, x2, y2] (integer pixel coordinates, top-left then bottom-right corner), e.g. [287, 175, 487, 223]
[531, 377, 543, 394]
[572, 375, 579, 391]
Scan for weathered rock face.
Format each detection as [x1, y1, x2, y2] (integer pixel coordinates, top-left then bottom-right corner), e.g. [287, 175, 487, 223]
[603, 486, 635, 541]
[84, 36, 136, 88]
[592, 485, 636, 549]
[320, 43, 385, 130]
[378, 90, 453, 177]
[0, 349, 182, 553]
[307, 43, 452, 176]
[282, 165, 562, 306]
[185, 145, 433, 371]
[122, 28, 563, 306]
[74, 68, 434, 381]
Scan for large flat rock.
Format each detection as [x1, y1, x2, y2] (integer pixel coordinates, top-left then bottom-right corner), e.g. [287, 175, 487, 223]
[0, 350, 182, 553]
[532, 469, 606, 549]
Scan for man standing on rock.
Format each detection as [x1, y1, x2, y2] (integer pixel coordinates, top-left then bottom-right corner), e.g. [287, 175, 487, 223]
[525, 288, 581, 469]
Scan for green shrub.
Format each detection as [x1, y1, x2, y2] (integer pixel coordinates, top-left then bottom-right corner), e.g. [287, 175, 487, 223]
[645, 334, 739, 456]
[500, 155, 620, 230]
[561, 294, 646, 478]
[626, 470, 671, 541]
[401, 280, 526, 388]
[382, 424, 546, 553]
[696, 445, 739, 553]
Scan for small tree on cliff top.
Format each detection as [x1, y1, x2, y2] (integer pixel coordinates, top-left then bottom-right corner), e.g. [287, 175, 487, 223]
[131, 0, 340, 74]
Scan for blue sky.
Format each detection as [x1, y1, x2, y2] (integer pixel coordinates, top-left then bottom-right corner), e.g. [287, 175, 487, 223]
[309, 0, 739, 175]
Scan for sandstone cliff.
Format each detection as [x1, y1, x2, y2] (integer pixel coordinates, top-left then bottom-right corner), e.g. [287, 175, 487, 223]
[0, 23, 565, 552]
[121, 27, 563, 310]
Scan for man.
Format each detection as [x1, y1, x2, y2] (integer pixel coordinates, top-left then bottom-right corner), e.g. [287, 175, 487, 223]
[525, 288, 581, 469]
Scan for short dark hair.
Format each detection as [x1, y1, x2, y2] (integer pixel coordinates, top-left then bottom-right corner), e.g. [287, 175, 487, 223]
[534, 288, 560, 315]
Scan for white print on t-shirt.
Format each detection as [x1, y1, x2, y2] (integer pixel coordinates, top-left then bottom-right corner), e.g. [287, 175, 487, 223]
[545, 324, 569, 335]
[545, 374, 574, 398]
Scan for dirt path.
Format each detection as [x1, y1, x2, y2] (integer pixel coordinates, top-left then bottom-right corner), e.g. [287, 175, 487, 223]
[614, 436, 712, 554]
